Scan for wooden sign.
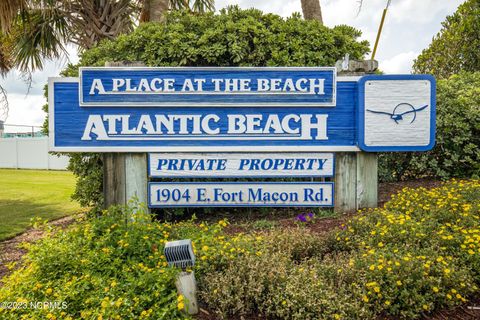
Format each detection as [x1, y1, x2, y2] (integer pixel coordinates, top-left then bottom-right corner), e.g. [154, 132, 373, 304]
[79, 67, 337, 107]
[148, 182, 334, 208]
[148, 153, 334, 178]
[49, 69, 435, 153]
[358, 75, 436, 151]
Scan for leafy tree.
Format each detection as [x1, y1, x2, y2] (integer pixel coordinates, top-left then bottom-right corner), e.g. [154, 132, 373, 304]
[379, 71, 480, 181]
[60, 7, 369, 208]
[413, 0, 480, 79]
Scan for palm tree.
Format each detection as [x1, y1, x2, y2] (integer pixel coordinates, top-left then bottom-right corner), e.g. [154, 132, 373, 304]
[0, 0, 215, 74]
[300, 0, 323, 24]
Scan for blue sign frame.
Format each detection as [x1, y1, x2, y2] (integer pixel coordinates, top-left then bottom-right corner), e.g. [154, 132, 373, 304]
[357, 74, 436, 152]
[49, 69, 436, 153]
[49, 78, 359, 152]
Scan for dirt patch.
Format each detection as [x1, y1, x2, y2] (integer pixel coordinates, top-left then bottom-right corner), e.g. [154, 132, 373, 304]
[0, 214, 81, 281]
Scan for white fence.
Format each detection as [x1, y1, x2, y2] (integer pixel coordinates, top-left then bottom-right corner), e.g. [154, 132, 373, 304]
[0, 137, 69, 170]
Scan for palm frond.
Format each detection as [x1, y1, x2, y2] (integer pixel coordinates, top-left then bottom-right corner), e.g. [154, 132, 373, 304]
[170, 0, 214, 13]
[191, 0, 214, 13]
[0, 84, 8, 122]
[12, 7, 69, 72]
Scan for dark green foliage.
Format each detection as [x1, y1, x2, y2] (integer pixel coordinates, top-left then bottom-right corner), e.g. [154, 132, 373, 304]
[379, 72, 480, 181]
[413, 0, 480, 79]
[72, 8, 369, 69]
[67, 153, 104, 208]
[60, 7, 369, 209]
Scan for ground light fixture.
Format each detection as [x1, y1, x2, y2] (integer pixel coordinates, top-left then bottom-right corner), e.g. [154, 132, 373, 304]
[164, 239, 199, 315]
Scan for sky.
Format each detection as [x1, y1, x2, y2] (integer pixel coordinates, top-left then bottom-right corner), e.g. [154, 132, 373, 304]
[0, 0, 464, 131]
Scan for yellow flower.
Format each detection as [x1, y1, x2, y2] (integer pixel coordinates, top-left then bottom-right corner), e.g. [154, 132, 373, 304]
[282, 301, 287, 305]
[432, 287, 439, 293]
[177, 301, 185, 310]
[378, 242, 384, 247]
[369, 265, 375, 271]
[385, 300, 391, 306]
[374, 287, 381, 293]
[177, 294, 184, 302]
[202, 245, 209, 251]
[423, 304, 429, 310]
[362, 295, 369, 302]
[45, 288, 53, 295]
[444, 268, 451, 274]
[396, 280, 402, 286]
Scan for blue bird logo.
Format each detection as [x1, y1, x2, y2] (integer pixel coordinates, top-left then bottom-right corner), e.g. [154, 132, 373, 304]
[367, 103, 429, 124]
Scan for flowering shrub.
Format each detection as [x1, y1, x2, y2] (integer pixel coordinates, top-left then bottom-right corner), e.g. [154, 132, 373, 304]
[0, 204, 257, 320]
[1, 180, 478, 319]
[201, 180, 480, 319]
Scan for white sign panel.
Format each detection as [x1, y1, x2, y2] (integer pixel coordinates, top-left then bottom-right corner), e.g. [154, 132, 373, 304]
[148, 153, 334, 178]
[148, 182, 334, 207]
[358, 75, 436, 152]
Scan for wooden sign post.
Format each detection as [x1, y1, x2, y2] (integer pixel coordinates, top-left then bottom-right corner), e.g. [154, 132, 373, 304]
[48, 64, 435, 212]
[103, 61, 148, 209]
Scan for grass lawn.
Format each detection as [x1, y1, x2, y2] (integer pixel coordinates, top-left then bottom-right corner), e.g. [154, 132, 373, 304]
[0, 169, 81, 241]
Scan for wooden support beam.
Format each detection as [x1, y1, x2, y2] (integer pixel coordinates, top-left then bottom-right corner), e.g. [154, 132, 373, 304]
[103, 153, 126, 208]
[103, 61, 148, 209]
[334, 153, 357, 213]
[356, 152, 378, 209]
[334, 58, 379, 212]
[125, 153, 148, 206]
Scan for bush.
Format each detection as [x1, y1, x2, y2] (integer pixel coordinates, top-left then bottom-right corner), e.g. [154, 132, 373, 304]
[0, 203, 257, 319]
[51, 6, 370, 209]
[379, 72, 480, 181]
[3, 180, 478, 319]
[200, 180, 480, 319]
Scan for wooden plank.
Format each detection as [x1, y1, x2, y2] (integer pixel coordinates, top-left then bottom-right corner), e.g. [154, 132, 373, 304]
[103, 153, 126, 208]
[334, 153, 357, 212]
[148, 152, 335, 178]
[356, 152, 378, 209]
[335, 59, 379, 212]
[125, 153, 148, 206]
[103, 61, 147, 209]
